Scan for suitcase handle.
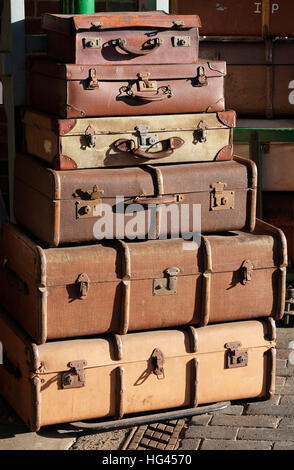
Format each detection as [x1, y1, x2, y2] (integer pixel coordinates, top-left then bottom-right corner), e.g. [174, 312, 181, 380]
[130, 89, 171, 102]
[129, 195, 179, 206]
[113, 137, 184, 160]
[112, 37, 162, 56]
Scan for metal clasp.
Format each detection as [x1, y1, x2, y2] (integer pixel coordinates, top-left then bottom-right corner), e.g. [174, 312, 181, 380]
[196, 120, 208, 143]
[196, 66, 208, 86]
[137, 72, 157, 92]
[83, 37, 102, 49]
[210, 182, 235, 211]
[151, 348, 165, 379]
[241, 259, 254, 285]
[172, 36, 191, 47]
[153, 267, 180, 296]
[76, 273, 90, 299]
[135, 125, 159, 149]
[61, 360, 87, 389]
[85, 125, 96, 148]
[225, 342, 248, 369]
[87, 68, 99, 89]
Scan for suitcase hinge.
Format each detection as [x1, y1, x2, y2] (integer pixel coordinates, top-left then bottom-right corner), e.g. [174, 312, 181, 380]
[137, 72, 157, 92]
[241, 259, 254, 285]
[210, 182, 234, 211]
[61, 360, 87, 389]
[135, 125, 159, 149]
[225, 342, 248, 369]
[151, 348, 165, 379]
[87, 68, 99, 89]
[153, 267, 180, 296]
[76, 273, 90, 299]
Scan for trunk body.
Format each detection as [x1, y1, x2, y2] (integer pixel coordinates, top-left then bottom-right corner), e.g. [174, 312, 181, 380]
[42, 12, 201, 65]
[23, 109, 235, 169]
[0, 309, 276, 431]
[13, 154, 257, 247]
[0, 220, 286, 344]
[26, 60, 226, 118]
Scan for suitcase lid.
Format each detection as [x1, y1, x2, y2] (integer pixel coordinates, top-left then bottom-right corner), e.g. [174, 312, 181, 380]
[33, 319, 275, 372]
[22, 109, 236, 136]
[27, 59, 226, 81]
[42, 11, 201, 35]
[14, 154, 255, 201]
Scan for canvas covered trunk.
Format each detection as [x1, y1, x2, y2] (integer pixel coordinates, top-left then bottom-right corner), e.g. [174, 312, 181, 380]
[199, 38, 294, 117]
[22, 109, 236, 169]
[42, 11, 202, 65]
[26, 59, 226, 118]
[0, 220, 286, 344]
[13, 154, 257, 247]
[0, 309, 277, 431]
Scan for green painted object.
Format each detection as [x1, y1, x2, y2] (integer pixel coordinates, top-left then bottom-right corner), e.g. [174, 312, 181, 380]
[75, 0, 95, 13]
[60, 0, 75, 13]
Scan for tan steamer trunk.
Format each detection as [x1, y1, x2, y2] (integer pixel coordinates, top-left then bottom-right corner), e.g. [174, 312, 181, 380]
[0, 309, 276, 431]
[22, 109, 236, 170]
[0, 220, 286, 344]
[13, 154, 257, 247]
[42, 12, 202, 65]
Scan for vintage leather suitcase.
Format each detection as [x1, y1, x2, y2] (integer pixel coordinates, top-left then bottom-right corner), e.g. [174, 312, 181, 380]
[22, 109, 236, 169]
[0, 308, 276, 431]
[0, 219, 286, 344]
[26, 59, 226, 118]
[13, 154, 257, 247]
[199, 38, 294, 117]
[263, 192, 294, 267]
[42, 11, 201, 65]
[171, 0, 294, 37]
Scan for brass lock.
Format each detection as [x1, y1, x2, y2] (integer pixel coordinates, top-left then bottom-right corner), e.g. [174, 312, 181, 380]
[210, 182, 235, 211]
[225, 342, 248, 369]
[61, 360, 87, 389]
[83, 37, 102, 49]
[137, 72, 157, 92]
[173, 36, 191, 47]
[153, 267, 180, 296]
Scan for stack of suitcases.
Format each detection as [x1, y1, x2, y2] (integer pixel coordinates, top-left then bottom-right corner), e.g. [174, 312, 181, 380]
[0, 10, 288, 432]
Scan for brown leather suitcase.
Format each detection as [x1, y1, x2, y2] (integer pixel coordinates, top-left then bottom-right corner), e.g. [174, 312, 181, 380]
[26, 59, 226, 118]
[199, 38, 294, 117]
[13, 154, 257, 247]
[171, 0, 294, 37]
[263, 192, 294, 267]
[22, 108, 236, 169]
[0, 308, 276, 431]
[0, 219, 286, 344]
[42, 11, 201, 65]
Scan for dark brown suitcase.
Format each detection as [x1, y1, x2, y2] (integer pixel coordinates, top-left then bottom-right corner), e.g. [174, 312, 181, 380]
[199, 38, 294, 117]
[26, 59, 226, 118]
[0, 220, 286, 344]
[263, 191, 294, 267]
[42, 11, 202, 65]
[171, 0, 294, 37]
[13, 153, 257, 247]
[0, 308, 276, 431]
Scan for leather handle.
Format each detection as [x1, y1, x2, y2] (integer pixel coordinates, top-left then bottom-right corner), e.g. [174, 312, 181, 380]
[113, 38, 162, 56]
[131, 91, 171, 102]
[128, 195, 178, 206]
[113, 137, 184, 160]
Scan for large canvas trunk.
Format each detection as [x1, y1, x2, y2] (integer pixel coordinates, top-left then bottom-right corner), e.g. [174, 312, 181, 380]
[26, 59, 226, 118]
[22, 109, 236, 170]
[199, 39, 294, 117]
[42, 12, 201, 65]
[263, 191, 294, 267]
[13, 154, 257, 247]
[0, 220, 286, 344]
[0, 308, 277, 431]
[171, 0, 294, 37]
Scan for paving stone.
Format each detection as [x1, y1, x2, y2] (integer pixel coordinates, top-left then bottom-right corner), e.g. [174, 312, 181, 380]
[189, 414, 212, 426]
[237, 427, 294, 442]
[277, 349, 292, 360]
[0, 424, 76, 450]
[200, 439, 272, 451]
[274, 384, 294, 395]
[71, 429, 129, 450]
[184, 425, 238, 440]
[277, 418, 294, 429]
[210, 414, 279, 428]
[276, 359, 287, 368]
[279, 395, 294, 405]
[275, 376, 286, 386]
[273, 442, 294, 450]
[246, 403, 294, 417]
[276, 367, 294, 377]
[179, 439, 201, 450]
[245, 396, 280, 406]
[211, 405, 244, 416]
[286, 377, 294, 384]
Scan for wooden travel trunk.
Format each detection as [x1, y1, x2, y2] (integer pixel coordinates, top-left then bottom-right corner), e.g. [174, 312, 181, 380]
[0, 309, 276, 431]
[42, 11, 201, 65]
[199, 39, 294, 118]
[171, 0, 294, 37]
[26, 59, 226, 118]
[263, 192, 294, 267]
[22, 109, 236, 169]
[13, 154, 257, 247]
[0, 220, 286, 344]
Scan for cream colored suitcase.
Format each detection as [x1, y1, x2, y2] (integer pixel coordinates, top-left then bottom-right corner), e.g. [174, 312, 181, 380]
[0, 308, 276, 431]
[22, 109, 235, 169]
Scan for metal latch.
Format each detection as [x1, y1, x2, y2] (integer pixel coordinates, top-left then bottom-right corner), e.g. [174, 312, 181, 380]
[83, 37, 102, 49]
[225, 342, 248, 369]
[76, 185, 104, 218]
[196, 66, 208, 86]
[137, 72, 157, 92]
[196, 120, 208, 143]
[210, 182, 234, 211]
[91, 21, 103, 28]
[135, 125, 159, 149]
[86, 68, 99, 89]
[151, 348, 165, 379]
[241, 259, 254, 285]
[76, 273, 90, 299]
[172, 20, 185, 28]
[172, 36, 191, 47]
[153, 267, 180, 296]
[85, 125, 96, 148]
[61, 360, 87, 389]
